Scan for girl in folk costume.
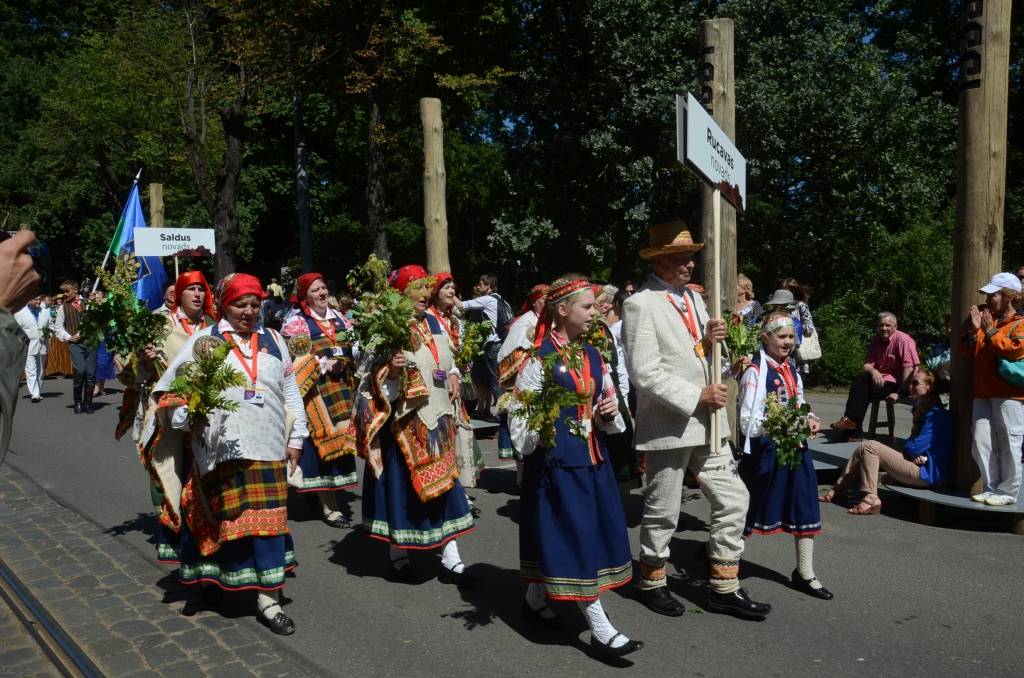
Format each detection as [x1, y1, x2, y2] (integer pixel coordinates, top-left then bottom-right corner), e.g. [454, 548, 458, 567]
[427, 272, 485, 491]
[738, 310, 833, 600]
[496, 284, 549, 481]
[510, 276, 642, 659]
[351, 265, 475, 583]
[144, 274, 309, 635]
[281, 273, 359, 528]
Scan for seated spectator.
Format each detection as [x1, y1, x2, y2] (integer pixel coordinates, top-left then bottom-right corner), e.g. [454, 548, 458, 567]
[734, 274, 761, 327]
[962, 272, 1024, 506]
[831, 312, 919, 438]
[820, 366, 951, 514]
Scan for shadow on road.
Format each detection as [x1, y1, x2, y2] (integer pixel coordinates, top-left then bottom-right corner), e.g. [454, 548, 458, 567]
[104, 512, 159, 545]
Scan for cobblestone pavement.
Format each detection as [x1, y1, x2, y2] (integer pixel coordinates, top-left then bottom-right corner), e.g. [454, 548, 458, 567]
[0, 602, 60, 677]
[0, 463, 317, 677]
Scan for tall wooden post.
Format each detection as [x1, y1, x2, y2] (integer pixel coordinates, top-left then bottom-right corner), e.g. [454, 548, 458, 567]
[148, 183, 165, 227]
[950, 1, 1011, 506]
[699, 18, 738, 438]
[420, 98, 450, 274]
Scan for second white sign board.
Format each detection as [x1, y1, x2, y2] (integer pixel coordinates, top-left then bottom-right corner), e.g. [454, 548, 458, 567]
[676, 92, 747, 211]
[134, 228, 216, 257]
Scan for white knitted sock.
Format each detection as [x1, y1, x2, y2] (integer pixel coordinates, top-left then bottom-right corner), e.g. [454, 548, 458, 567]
[578, 599, 629, 648]
[441, 540, 465, 573]
[524, 583, 557, 619]
[795, 536, 822, 589]
[257, 590, 282, 620]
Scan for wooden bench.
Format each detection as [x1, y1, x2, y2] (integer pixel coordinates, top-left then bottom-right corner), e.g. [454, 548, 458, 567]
[880, 483, 1024, 535]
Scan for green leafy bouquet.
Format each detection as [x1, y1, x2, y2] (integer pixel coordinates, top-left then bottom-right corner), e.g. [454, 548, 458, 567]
[583, 319, 613, 363]
[80, 254, 169, 362]
[512, 346, 590, 449]
[348, 255, 415, 357]
[725, 313, 759, 363]
[760, 392, 813, 469]
[453, 319, 492, 378]
[169, 335, 248, 428]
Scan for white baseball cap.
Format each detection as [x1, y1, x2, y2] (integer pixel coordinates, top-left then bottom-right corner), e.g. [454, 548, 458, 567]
[979, 272, 1023, 294]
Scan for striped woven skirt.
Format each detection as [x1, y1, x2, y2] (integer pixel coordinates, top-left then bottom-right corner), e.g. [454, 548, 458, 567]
[177, 459, 297, 591]
[519, 453, 633, 601]
[295, 437, 358, 493]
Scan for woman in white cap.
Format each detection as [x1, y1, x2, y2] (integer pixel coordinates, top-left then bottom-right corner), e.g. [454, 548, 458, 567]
[962, 272, 1024, 506]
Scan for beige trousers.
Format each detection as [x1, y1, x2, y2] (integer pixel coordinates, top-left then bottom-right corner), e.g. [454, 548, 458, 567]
[638, 443, 748, 591]
[836, 440, 927, 502]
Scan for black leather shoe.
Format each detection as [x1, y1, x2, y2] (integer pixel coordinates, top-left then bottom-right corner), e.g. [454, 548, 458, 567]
[259, 611, 296, 636]
[590, 634, 644, 659]
[635, 586, 685, 617]
[791, 569, 834, 600]
[323, 514, 352, 529]
[73, 401, 82, 414]
[438, 564, 479, 588]
[705, 588, 771, 620]
[521, 600, 565, 629]
[389, 560, 417, 583]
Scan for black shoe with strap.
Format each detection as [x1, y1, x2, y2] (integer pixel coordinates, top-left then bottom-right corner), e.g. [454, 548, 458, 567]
[590, 633, 644, 659]
[635, 586, 685, 617]
[790, 569, 834, 600]
[259, 611, 296, 636]
[521, 600, 566, 629]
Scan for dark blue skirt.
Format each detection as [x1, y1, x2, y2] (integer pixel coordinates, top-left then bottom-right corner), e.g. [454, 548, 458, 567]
[739, 437, 821, 536]
[295, 437, 358, 493]
[176, 523, 296, 591]
[519, 453, 633, 600]
[498, 410, 516, 459]
[95, 343, 116, 381]
[362, 426, 475, 550]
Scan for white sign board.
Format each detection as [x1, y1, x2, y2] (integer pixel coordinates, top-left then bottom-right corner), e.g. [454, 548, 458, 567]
[134, 228, 216, 257]
[676, 92, 747, 211]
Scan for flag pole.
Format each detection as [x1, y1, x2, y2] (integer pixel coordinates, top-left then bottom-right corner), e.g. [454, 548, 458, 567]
[93, 168, 142, 292]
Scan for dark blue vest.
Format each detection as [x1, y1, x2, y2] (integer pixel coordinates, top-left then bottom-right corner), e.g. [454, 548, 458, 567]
[536, 339, 607, 468]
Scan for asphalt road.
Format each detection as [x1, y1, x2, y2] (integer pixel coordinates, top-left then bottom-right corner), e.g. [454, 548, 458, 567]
[6, 377, 1023, 677]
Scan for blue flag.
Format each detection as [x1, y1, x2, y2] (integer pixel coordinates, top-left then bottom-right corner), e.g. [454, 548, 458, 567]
[109, 182, 168, 310]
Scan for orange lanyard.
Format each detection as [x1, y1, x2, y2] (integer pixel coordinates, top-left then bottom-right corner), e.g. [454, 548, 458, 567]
[665, 293, 700, 343]
[429, 307, 460, 347]
[177, 312, 206, 336]
[414, 319, 441, 368]
[774, 359, 799, 401]
[228, 332, 259, 386]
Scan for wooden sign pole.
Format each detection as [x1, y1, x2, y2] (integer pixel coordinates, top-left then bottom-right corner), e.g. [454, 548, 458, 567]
[950, 0, 1011, 517]
[148, 183, 177, 277]
[710, 189, 723, 447]
[420, 98, 451, 274]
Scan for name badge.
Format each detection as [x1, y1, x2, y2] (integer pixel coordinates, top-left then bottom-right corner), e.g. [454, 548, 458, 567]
[432, 369, 448, 384]
[243, 389, 265, 406]
[331, 346, 345, 358]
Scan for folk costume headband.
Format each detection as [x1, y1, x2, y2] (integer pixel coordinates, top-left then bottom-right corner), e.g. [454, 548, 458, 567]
[296, 272, 325, 316]
[763, 316, 795, 335]
[172, 271, 217, 320]
[219, 273, 265, 309]
[519, 284, 550, 314]
[533, 278, 591, 348]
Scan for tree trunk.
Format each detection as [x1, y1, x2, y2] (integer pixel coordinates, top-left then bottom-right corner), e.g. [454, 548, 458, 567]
[951, 0, 1011, 492]
[366, 91, 390, 263]
[420, 97, 450, 274]
[211, 91, 248, 279]
[293, 66, 313, 273]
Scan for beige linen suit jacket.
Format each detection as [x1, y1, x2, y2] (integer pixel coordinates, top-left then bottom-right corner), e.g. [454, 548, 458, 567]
[622, 275, 729, 451]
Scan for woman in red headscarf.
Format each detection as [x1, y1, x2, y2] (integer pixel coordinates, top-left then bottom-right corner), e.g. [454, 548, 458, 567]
[508, 274, 641, 659]
[351, 264, 476, 585]
[144, 273, 308, 636]
[427, 273, 485, 492]
[280, 273, 359, 528]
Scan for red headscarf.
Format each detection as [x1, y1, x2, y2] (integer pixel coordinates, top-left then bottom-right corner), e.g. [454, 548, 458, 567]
[172, 271, 217, 320]
[533, 278, 591, 348]
[432, 271, 455, 296]
[296, 272, 325, 316]
[519, 284, 551, 314]
[219, 273, 265, 310]
[389, 265, 429, 293]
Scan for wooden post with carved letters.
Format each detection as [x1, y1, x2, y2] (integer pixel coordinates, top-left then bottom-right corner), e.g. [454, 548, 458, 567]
[420, 98, 451, 275]
[949, 0, 1014, 530]
[699, 18, 738, 440]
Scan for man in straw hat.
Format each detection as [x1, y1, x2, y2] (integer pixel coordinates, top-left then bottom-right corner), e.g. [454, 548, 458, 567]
[622, 220, 772, 620]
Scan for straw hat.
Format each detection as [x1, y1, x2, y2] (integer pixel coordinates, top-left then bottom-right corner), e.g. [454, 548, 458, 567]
[639, 221, 705, 260]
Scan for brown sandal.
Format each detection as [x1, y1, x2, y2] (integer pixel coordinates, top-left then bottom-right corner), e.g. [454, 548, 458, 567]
[818, 488, 836, 503]
[847, 499, 882, 515]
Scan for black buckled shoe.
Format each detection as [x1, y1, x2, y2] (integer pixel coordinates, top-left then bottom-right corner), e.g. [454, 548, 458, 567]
[438, 563, 479, 588]
[324, 513, 352, 529]
[705, 588, 771, 620]
[521, 600, 566, 629]
[259, 611, 296, 636]
[590, 633, 644, 659]
[790, 569, 834, 600]
[635, 586, 685, 617]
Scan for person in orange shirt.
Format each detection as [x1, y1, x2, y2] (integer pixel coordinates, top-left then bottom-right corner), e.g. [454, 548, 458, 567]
[962, 272, 1024, 507]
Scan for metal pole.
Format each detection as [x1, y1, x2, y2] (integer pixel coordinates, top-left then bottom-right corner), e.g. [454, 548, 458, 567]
[710, 188, 722, 448]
